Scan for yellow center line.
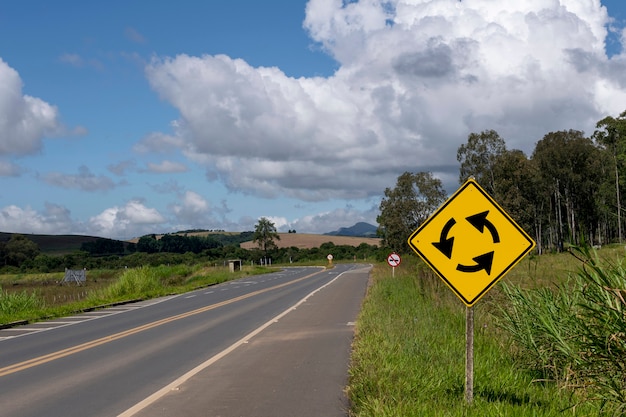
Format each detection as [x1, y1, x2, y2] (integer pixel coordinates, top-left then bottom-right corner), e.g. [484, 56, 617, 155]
[0, 271, 320, 377]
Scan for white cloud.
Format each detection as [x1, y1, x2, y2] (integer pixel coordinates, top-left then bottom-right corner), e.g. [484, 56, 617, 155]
[0, 200, 170, 240]
[263, 216, 290, 230]
[0, 197, 376, 239]
[88, 200, 167, 238]
[168, 192, 239, 231]
[0, 203, 75, 235]
[170, 191, 209, 220]
[145, 0, 625, 200]
[0, 59, 62, 156]
[287, 204, 379, 234]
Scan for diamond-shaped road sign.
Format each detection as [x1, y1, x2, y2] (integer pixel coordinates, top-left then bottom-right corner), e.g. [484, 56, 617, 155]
[408, 178, 535, 306]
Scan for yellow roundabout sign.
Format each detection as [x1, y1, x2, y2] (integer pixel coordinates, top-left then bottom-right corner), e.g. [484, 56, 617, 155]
[408, 178, 535, 306]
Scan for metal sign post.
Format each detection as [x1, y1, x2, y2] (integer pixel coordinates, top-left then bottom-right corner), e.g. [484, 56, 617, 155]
[465, 306, 474, 403]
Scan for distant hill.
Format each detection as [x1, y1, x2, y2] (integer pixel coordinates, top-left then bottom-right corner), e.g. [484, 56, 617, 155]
[325, 222, 378, 238]
[0, 232, 105, 255]
[1, 230, 381, 255]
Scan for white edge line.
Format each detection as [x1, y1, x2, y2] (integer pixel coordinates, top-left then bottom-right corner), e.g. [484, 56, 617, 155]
[117, 266, 361, 417]
[0, 295, 183, 343]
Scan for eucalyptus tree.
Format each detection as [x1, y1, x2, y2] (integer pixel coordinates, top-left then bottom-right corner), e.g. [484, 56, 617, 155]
[457, 129, 507, 196]
[377, 171, 447, 253]
[253, 217, 281, 258]
[593, 110, 626, 243]
[491, 149, 543, 252]
[531, 130, 603, 249]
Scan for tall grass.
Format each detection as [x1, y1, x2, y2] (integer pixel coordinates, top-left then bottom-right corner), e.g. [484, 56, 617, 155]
[348, 258, 597, 416]
[1, 264, 269, 325]
[496, 246, 626, 415]
[0, 286, 46, 324]
[496, 283, 582, 384]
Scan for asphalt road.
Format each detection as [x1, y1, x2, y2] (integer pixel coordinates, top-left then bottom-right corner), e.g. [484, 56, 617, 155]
[0, 264, 371, 417]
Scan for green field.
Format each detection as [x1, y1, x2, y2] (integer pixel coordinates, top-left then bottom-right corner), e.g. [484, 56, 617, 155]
[348, 247, 626, 416]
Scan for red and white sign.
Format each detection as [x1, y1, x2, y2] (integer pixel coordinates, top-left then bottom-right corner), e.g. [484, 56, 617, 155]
[387, 252, 401, 267]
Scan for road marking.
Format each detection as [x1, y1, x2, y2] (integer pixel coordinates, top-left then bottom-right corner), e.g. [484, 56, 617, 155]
[0, 296, 180, 341]
[0, 271, 321, 378]
[118, 265, 366, 417]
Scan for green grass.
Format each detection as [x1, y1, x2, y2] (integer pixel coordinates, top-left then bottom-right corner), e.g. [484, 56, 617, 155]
[496, 246, 626, 416]
[0, 263, 272, 325]
[0, 288, 45, 319]
[348, 258, 599, 416]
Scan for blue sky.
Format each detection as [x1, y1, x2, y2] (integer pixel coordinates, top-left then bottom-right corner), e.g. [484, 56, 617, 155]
[1, 0, 625, 240]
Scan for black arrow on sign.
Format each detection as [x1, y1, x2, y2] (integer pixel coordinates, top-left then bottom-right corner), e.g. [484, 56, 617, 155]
[466, 211, 500, 243]
[432, 218, 456, 259]
[456, 251, 494, 275]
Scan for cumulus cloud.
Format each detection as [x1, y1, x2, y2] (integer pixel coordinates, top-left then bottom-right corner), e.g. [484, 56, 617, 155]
[0, 203, 75, 235]
[287, 204, 379, 234]
[88, 200, 167, 238]
[145, 0, 626, 199]
[0, 59, 62, 156]
[168, 191, 240, 231]
[1, 199, 184, 239]
[169, 191, 210, 223]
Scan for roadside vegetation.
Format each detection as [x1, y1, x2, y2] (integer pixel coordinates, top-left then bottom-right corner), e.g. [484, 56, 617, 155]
[348, 245, 626, 416]
[0, 263, 270, 325]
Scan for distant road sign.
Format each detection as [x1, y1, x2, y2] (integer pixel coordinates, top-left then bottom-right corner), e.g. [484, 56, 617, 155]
[387, 253, 401, 267]
[408, 179, 535, 306]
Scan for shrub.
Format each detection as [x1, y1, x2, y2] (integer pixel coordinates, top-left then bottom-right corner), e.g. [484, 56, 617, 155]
[99, 266, 163, 300]
[0, 286, 45, 321]
[496, 246, 626, 414]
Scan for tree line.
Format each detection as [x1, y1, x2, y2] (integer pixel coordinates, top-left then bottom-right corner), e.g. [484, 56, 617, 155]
[0, 230, 383, 274]
[378, 111, 626, 255]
